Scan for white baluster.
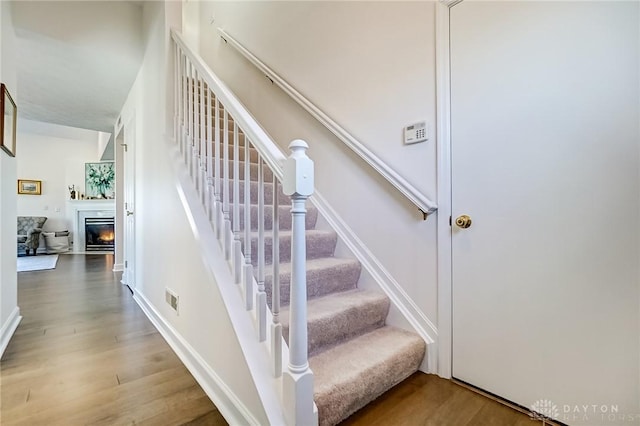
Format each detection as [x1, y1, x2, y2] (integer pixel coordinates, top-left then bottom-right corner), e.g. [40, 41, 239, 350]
[194, 70, 201, 193]
[187, 62, 194, 170]
[207, 89, 214, 223]
[271, 173, 282, 377]
[191, 65, 198, 178]
[256, 158, 267, 342]
[232, 122, 242, 284]
[282, 140, 317, 426]
[223, 110, 232, 259]
[173, 44, 178, 141]
[181, 53, 188, 159]
[199, 75, 206, 203]
[243, 139, 254, 310]
[214, 99, 222, 239]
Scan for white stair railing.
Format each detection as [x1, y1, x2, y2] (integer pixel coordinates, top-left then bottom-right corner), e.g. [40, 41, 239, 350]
[172, 29, 318, 426]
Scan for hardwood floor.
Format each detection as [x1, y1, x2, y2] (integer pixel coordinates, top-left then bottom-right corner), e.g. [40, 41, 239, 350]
[342, 372, 547, 426]
[2, 254, 545, 426]
[0, 254, 226, 426]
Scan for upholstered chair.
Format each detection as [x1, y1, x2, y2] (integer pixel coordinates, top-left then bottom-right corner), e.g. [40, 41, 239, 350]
[17, 216, 47, 256]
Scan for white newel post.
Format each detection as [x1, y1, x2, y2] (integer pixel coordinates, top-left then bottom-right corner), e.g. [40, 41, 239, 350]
[282, 140, 318, 426]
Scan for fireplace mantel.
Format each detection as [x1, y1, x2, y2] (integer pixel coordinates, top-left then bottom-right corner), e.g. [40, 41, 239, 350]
[68, 200, 115, 253]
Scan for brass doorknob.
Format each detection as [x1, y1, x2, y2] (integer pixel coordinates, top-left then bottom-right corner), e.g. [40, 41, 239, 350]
[455, 215, 472, 229]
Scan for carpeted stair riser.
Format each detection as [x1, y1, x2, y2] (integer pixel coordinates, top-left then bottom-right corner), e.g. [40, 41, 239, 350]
[244, 230, 337, 265]
[310, 327, 426, 426]
[188, 152, 273, 183]
[190, 138, 271, 164]
[227, 180, 290, 205]
[280, 289, 389, 356]
[229, 204, 318, 231]
[223, 144, 259, 163]
[224, 159, 274, 182]
[189, 128, 248, 147]
[264, 257, 361, 307]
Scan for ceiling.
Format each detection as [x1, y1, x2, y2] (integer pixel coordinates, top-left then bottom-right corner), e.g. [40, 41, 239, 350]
[11, 1, 144, 137]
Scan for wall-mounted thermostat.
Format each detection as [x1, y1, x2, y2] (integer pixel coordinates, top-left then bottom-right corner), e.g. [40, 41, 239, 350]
[404, 121, 429, 145]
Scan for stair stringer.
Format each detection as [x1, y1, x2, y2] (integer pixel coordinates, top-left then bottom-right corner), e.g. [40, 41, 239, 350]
[309, 190, 438, 374]
[166, 136, 288, 425]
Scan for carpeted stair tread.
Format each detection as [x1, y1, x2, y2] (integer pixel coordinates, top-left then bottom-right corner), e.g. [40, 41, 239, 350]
[310, 326, 426, 426]
[230, 204, 318, 231]
[225, 159, 274, 181]
[228, 180, 290, 205]
[264, 257, 361, 306]
[280, 289, 389, 356]
[246, 229, 337, 264]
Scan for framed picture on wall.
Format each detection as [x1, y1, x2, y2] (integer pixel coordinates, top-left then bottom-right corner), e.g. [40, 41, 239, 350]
[0, 83, 17, 157]
[85, 162, 115, 199]
[18, 179, 42, 195]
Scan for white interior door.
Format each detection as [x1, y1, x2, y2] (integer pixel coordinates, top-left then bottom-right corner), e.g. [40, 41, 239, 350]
[450, 2, 639, 424]
[122, 118, 136, 290]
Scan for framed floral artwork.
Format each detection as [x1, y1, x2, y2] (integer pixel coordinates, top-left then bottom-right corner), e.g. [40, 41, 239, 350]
[85, 162, 115, 199]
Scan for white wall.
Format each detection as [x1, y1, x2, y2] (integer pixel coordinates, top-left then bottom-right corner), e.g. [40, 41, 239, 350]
[118, 2, 269, 422]
[196, 1, 439, 347]
[0, 0, 19, 355]
[181, 0, 200, 53]
[97, 131, 111, 159]
[16, 120, 103, 236]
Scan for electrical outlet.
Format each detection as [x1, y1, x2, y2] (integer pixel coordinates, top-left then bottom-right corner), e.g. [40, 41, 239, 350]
[165, 288, 179, 313]
[404, 121, 429, 145]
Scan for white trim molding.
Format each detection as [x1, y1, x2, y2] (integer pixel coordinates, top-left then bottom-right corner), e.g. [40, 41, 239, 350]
[217, 28, 437, 219]
[0, 307, 22, 357]
[435, 0, 459, 379]
[310, 191, 439, 373]
[133, 291, 260, 426]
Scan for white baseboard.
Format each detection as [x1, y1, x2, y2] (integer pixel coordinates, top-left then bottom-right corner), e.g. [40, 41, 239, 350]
[0, 307, 22, 358]
[133, 291, 260, 426]
[310, 190, 439, 373]
[112, 263, 124, 272]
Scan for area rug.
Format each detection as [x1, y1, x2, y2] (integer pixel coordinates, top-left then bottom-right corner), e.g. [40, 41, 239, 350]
[17, 254, 59, 272]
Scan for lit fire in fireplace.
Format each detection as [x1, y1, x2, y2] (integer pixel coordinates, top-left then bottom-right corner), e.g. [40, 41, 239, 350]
[85, 217, 115, 252]
[99, 230, 115, 242]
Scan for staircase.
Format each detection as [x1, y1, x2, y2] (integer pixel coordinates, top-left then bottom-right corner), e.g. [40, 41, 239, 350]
[235, 135, 425, 425]
[172, 30, 426, 426]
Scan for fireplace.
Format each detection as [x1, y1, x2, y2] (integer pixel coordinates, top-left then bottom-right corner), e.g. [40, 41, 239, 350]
[71, 204, 115, 254]
[85, 217, 115, 252]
